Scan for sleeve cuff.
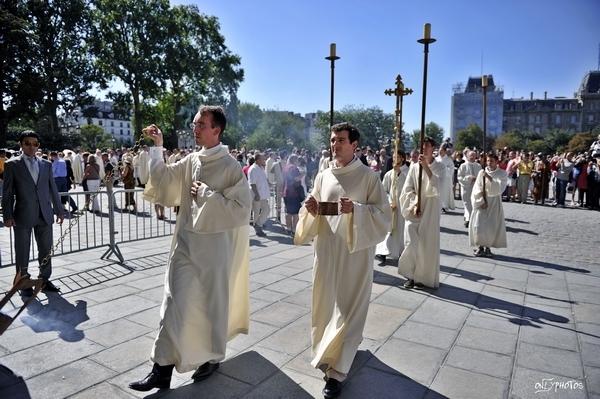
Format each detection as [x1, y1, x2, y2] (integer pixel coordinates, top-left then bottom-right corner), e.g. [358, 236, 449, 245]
[149, 146, 164, 160]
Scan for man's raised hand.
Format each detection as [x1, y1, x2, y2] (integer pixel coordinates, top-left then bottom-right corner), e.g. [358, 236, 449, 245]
[143, 124, 163, 146]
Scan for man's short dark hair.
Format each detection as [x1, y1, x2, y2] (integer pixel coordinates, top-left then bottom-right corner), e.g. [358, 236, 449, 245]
[331, 122, 360, 144]
[423, 136, 437, 147]
[199, 105, 227, 136]
[487, 151, 499, 161]
[19, 130, 39, 143]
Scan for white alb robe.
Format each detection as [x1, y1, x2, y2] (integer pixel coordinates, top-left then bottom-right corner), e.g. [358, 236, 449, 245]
[375, 168, 407, 258]
[469, 167, 508, 248]
[143, 144, 252, 372]
[72, 153, 83, 184]
[457, 161, 482, 222]
[137, 150, 150, 184]
[294, 158, 391, 378]
[398, 161, 444, 288]
[436, 154, 454, 210]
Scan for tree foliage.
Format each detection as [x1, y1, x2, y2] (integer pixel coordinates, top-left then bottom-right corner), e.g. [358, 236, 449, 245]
[567, 131, 596, 154]
[246, 111, 307, 151]
[493, 129, 576, 154]
[410, 122, 445, 150]
[314, 106, 395, 150]
[455, 124, 496, 152]
[79, 124, 113, 150]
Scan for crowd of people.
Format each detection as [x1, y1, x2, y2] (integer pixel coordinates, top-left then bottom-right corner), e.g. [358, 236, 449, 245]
[2, 110, 600, 398]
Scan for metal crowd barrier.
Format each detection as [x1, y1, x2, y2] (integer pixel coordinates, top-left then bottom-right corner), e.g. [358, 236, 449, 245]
[0, 187, 176, 268]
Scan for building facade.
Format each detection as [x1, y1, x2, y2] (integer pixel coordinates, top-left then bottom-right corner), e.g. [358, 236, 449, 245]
[450, 75, 504, 140]
[70, 100, 134, 145]
[451, 71, 600, 140]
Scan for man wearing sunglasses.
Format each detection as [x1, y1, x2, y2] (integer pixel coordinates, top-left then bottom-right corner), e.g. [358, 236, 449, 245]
[2, 131, 64, 295]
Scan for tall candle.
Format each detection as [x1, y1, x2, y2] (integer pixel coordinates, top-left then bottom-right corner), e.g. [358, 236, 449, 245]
[330, 43, 336, 57]
[482, 75, 489, 87]
[423, 23, 431, 40]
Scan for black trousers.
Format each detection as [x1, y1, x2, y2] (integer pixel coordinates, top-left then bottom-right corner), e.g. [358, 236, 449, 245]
[13, 213, 53, 280]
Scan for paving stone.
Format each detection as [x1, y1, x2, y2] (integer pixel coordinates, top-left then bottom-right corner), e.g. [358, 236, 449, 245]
[85, 318, 153, 347]
[343, 365, 429, 398]
[522, 303, 574, 325]
[80, 295, 158, 330]
[445, 345, 513, 379]
[520, 323, 579, 351]
[281, 287, 312, 308]
[587, 366, 600, 395]
[465, 311, 520, 335]
[135, 285, 165, 304]
[249, 287, 289, 303]
[280, 347, 322, 379]
[264, 278, 311, 295]
[510, 366, 587, 399]
[570, 284, 600, 305]
[218, 350, 284, 386]
[392, 320, 458, 349]
[228, 320, 278, 351]
[69, 382, 137, 398]
[243, 367, 320, 398]
[26, 359, 116, 399]
[409, 298, 471, 330]
[251, 301, 308, 328]
[577, 322, 600, 345]
[124, 306, 161, 329]
[574, 303, 600, 324]
[363, 303, 412, 341]
[429, 365, 508, 399]
[456, 325, 517, 355]
[0, 338, 103, 379]
[77, 284, 139, 303]
[256, 314, 311, 357]
[0, 325, 60, 353]
[372, 285, 426, 311]
[89, 335, 154, 372]
[251, 271, 288, 286]
[581, 342, 600, 368]
[517, 342, 584, 379]
[371, 338, 446, 385]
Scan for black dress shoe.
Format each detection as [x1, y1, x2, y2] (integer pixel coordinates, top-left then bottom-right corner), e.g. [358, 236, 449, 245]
[375, 254, 386, 266]
[129, 363, 173, 391]
[42, 280, 61, 293]
[20, 288, 34, 297]
[192, 362, 219, 382]
[323, 378, 342, 399]
[403, 279, 415, 289]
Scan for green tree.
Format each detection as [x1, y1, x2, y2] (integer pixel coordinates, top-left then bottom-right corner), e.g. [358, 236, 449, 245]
[237, 102, 264, 138]
[79, 124, 113, 150]
[28, 0, 98, 139]
[410, 122, 445, 150]
[0, 0, 40, 145]
[247, 111, 306, 151]
[314, 106, 394, 150]
[455, 124, 483, 151]
[567, 131, 596, 153]
[543, 129, 573, 154]
[494, 130, 525, 151]
[90, 0, 171, 139]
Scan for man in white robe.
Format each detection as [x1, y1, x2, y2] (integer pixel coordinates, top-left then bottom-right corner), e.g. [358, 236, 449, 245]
[71, 150, 83, 185]
[375, 151, 407, 266]
[248, 152, 270, 237]
[295, 122, 391, 399]
[469, 153, 508, 257]
[129, 106, 252, 392]
[436, 143, 454, 212]
[457, 150, 482, 228]
[137, 145, 150, 186]
[398, 137, 444, 289]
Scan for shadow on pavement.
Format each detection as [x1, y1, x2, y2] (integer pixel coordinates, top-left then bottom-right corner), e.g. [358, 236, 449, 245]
[348, 351, 448, 398]
[143, 351, 312, 398]
[505, 226, 538, 235]
[20, 294, 88, 342]
[440, 226, 468, 236]
[440, 265, 493, 282]
[0, 364, 31, 399]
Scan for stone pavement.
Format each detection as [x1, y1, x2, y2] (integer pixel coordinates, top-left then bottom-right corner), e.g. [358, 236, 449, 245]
[0, 202, 598, 398]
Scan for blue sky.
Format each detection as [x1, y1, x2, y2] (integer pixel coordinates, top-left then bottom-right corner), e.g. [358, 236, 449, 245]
[172, 0, 599, 138]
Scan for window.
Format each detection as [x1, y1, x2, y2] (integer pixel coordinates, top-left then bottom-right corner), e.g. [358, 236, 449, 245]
[555, 115, 561, 124]
[589, 114, 595, 122]
[571, 115, 577, 124]
[120, 122, 123, 127]
[127, 122, 130, 128]
[110, 121, 114, 127]
[127, 130, 130, 136]
[535, 115, 541, 123]
[120, 129, 123, 135]
[98, 120, 103, 126]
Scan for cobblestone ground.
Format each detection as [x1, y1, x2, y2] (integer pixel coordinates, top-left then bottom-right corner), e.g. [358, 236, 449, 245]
[0, 200, 598, 398]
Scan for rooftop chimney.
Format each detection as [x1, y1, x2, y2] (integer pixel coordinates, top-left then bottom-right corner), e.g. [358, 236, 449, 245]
[530, 92, 533, 100]
[544, 91, 547, 100]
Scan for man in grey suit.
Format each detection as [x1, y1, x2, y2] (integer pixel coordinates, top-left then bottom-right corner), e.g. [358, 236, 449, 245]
[2, 131, 64, 295]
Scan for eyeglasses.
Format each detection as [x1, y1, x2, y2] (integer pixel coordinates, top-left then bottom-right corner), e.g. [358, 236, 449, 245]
[22, 142, 40, 147]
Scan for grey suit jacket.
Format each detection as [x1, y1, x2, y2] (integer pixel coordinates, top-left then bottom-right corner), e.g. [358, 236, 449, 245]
[2, 155, 64, 227]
